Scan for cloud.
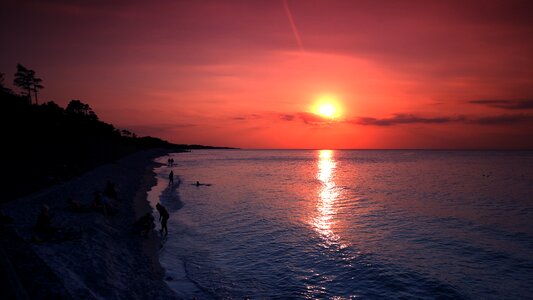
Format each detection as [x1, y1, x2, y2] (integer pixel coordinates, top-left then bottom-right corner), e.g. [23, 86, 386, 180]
[353, 114, 457, 126]
[469, 99, 533, 110]
[351, 113, 533, 126]
[296, 112, 331, 125]
[231, 112, 328, 124]
[467, 114, 533, 125]
[279, 114, 295, 121]
[232, 114, 262, 121]
[279, 112, 333, 125]
[236, 111, 533, 129]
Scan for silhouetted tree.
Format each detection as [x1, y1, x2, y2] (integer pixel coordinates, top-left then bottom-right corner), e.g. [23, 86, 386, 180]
[32, 75, 44, 105]
[41, 101, 64, 117]
[121, 129, 133, 137]
[2, 77, 188, 201]
[14, 64, 33, 103]
[13, 64, 43, 104]
[66, 99, 98, 121]
[120, 129, 138, 138]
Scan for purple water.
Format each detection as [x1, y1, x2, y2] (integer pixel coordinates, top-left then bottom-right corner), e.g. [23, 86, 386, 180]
[148, 150, 533, 299]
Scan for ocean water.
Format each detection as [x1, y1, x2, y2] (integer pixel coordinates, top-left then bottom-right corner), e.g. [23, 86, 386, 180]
[148, 150, 533, 299]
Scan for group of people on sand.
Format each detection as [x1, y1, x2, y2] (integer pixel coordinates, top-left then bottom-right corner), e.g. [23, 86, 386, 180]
[33, 204, 79, 243]
[65, 181, 119, 216]
[31, 180, 120, 243]
[133, 158, 208, 240]
[91, 191, 118, 216]
[11, 175, 174, 243]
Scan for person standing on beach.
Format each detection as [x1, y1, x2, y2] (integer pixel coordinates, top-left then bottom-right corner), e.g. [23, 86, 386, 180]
[169, 170, 174, 184]
[156, 203, 170, 236]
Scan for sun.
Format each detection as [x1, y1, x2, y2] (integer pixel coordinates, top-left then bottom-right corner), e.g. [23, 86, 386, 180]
[312, 94, 342, 119]
[318, 103, 336, 117]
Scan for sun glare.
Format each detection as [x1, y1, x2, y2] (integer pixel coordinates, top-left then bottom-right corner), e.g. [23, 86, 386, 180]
[312, 95, 342, 119]
[318, 103, 335, 117]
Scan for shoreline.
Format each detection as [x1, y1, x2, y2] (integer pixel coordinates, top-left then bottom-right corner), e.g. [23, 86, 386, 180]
[0, 149, 179, 299]
[147, 161, 211, 299]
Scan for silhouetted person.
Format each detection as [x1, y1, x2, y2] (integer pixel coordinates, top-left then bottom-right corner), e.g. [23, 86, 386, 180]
[156, 203, 170, 236]
[169, 171, 174, 184]
[196, 181, 200, 186]
[133, 213, 154, 237]
[92, 191, 103, 212]
[67, 198, 90, 213]
[34, 204, 57, 234]
[101, 194, 118, 216]
[92, 191, 116, 216]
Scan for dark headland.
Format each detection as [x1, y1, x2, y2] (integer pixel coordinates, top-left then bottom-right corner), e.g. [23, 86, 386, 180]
[0, 68, 233, 299]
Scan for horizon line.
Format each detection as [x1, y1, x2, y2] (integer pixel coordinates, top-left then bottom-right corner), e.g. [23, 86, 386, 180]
[198, 147, 533, 151]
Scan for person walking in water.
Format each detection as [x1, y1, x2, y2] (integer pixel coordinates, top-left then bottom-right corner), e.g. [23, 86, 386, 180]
[169, 170, 174, 184]
[156, 203, 170, 236]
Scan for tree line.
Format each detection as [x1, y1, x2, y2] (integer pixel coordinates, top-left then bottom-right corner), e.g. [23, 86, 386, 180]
[0, 64, 178, 201]
[1, 63, 231, 201]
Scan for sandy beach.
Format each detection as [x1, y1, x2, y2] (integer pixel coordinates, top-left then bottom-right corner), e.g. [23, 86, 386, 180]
[1, 149, 179, 299]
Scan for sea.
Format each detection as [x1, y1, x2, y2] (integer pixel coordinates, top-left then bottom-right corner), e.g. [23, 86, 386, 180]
[147, 150, 533, 299]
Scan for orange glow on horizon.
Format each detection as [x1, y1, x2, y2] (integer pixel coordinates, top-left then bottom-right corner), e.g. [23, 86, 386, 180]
[4, 1, 531, 149]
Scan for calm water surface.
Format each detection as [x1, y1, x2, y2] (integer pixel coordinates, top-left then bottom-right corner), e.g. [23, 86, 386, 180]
[148, 150, 533, 299]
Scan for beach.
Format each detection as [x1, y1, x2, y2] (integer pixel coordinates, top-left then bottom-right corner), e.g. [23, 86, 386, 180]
[1, 149, 179, 299]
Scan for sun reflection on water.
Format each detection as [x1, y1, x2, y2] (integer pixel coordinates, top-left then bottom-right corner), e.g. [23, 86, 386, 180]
[313, 150, 341, 247]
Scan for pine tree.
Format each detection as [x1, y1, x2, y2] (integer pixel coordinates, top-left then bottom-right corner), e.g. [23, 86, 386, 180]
[14, 64, 33, 103]
[13, 64, 44, 104]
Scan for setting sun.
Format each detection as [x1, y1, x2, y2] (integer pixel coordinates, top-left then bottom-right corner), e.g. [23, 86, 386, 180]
[312, 95, 342, 119]
[318, 103, 335, 117]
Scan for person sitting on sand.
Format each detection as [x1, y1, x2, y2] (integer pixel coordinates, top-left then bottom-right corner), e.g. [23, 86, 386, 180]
[67, 198, 90, 213]
[34, 204, 57, 234]
[101, 194, 118, 216]
[91, 191, 103, 212]
[31, 205, 82, 243]
[133, 213, 154, 237]
[155, 203, 170, 236]
[91, 191, 117, 216]
[103, 181, 118, 200]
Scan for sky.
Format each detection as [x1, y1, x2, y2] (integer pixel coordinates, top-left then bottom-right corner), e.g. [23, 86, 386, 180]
[1, 0, 533, 149]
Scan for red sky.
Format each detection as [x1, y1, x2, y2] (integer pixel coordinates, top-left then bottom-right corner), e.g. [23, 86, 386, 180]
[1, 0, 533, 149]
